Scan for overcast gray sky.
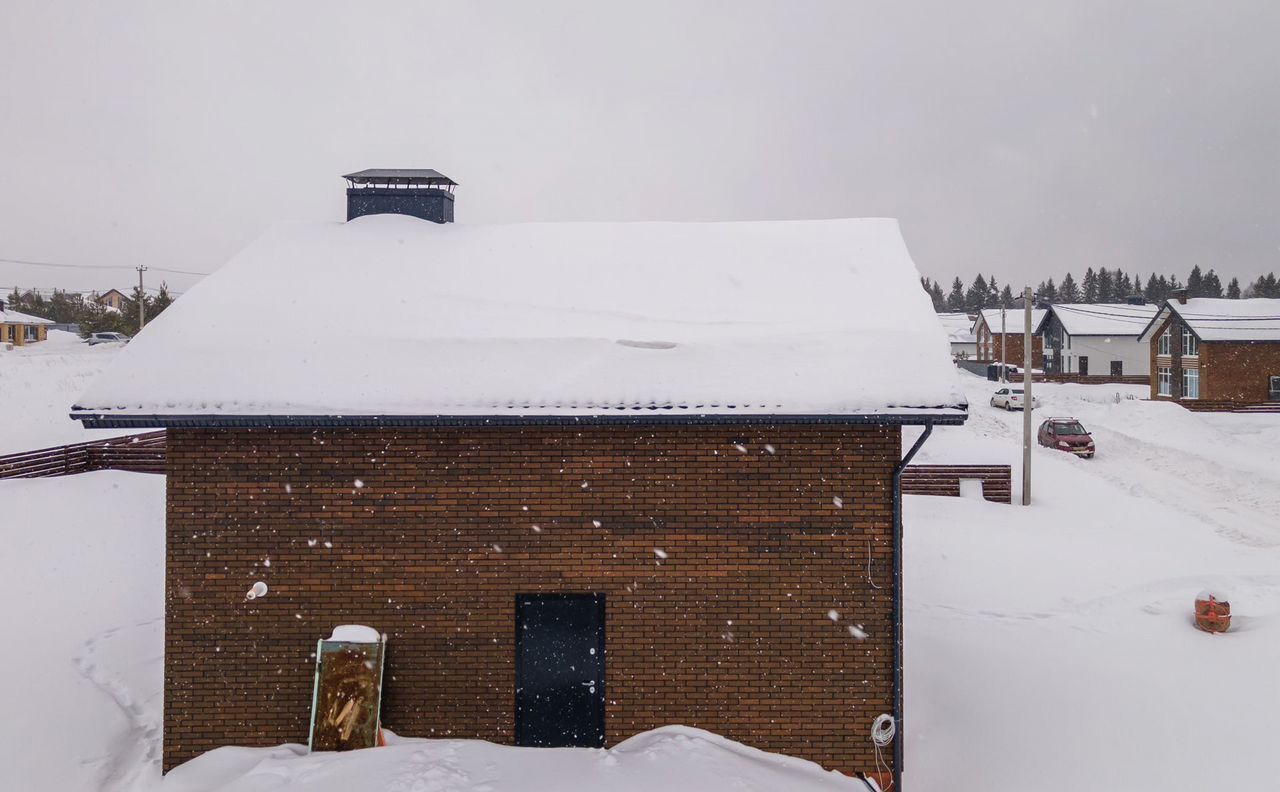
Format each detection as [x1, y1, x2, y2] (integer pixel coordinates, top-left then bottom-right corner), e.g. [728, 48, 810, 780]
[2, 1, 1277, 294]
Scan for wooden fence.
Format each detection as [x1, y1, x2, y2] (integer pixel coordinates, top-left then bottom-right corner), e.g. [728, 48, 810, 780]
[0, 431, 167, 479]
[1, 434, 1012, 506]
[900, 464, 1012, 504]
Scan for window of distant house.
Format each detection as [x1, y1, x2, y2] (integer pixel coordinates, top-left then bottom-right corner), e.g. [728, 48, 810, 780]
[1158, 329, 1171, 356]
[1182, 328, 1198, 357]
[1157, 367, 1171, 396]
[24, 325, 36, 341]
[1182, 368, 1200, 400]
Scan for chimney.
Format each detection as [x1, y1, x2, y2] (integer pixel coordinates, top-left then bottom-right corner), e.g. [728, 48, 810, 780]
[1170, 288, 1188, 305]
[343, 169, 456, 223]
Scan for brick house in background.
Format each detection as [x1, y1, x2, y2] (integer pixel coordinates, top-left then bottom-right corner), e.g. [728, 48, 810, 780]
[0, 298, 54, 346]
[71, 170, 967, 788]
[1139, 292, 1280, 410]
[972, 307, 1044, 369]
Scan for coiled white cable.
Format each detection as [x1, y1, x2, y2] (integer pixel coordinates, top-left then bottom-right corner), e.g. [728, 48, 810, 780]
[871, 713, 896, 747]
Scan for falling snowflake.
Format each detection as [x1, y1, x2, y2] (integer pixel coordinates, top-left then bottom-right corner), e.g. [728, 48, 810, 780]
[492, 544, 503, 553]
[764, 444, 776, 454]
[531, 524, 543, 533]
[245, 581, 268, 600]
[581, 481, 590, 489]
[833, 496, 844, 508]
[307, 538, 317, 548]
[323, 541, 333, 549]
[592, 519, 603, 528]
[284, 484, 292, 494]
[733, 444, 747, 453]
[653, 548, 668, 559]
[827, 609, 840, 622]
[263, 557, 271, 567]
[848, 625, 868, 640]
[354, 479, 365, 489]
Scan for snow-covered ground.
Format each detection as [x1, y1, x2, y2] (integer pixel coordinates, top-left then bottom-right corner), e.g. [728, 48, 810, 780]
[0, 330, 133, 453]
[3, 352, 1279, 790]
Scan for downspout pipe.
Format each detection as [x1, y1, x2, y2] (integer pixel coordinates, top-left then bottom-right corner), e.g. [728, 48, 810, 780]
[889, 420, 933, 792]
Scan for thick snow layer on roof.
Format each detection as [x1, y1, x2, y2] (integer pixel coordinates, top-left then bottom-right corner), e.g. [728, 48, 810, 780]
[1167, 298, 1280, 342]
[1046, 303, 1158, 337]
[0, 307, 55, 325]
[936, 312, 976, 343]
[977, 307, 1044, 334]
[73, 215, 965, 420]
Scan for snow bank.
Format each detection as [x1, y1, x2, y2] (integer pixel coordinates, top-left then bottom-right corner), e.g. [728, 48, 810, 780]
[73, 215, 965, 419]
[328, 624, 381, 643]
[156, 726, 862, 792]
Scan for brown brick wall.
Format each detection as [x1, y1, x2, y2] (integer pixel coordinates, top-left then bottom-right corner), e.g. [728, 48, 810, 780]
[165, 424, 901, 774]
[1202, 342, 1280, 404]
[974, 318, 1043, 368]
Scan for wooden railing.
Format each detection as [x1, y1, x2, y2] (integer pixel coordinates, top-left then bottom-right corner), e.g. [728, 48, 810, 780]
[901, 464, 1012, 504]
[0, 431, 166, 479]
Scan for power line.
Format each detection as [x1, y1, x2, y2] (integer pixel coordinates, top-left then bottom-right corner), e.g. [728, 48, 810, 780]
[0, 256, 210, 277]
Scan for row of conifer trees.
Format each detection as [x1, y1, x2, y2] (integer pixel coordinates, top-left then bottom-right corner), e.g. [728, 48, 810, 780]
[921, 266, 1279, 313]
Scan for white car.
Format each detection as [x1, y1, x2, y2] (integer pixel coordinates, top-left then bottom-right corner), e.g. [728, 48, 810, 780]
[990, 387, 1039, 411]
[87, 332, 131, 345]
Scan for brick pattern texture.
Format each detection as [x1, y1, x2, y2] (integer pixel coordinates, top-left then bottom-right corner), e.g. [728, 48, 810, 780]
[164, 424, 901, 775]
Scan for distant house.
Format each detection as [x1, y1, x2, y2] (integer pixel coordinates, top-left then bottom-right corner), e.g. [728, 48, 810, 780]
[1036, 303, 1158, 378]
[937, 312, 977, 358]
[973, 307, 1045, 369]
[0, 299, 54, 346]
[1139, 293, 1280, 409]
[96, 289, 127, 311]
[71, 169, 968, 783]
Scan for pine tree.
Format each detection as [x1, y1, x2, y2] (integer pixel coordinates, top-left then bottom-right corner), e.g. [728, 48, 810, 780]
[931, 281, 946, 310]
[1186, 265, 1204, 298]
[1117, 272, 1133, 300]
[1226, 277, 1241, 299]
[1059, 272, 1080, 303]
[1000, 284, 1014, 306]
[1082, 267, 1098, 303]
[1097, 267, 1115, 303]
[946, 277, 966, 311]
[151, 282, 175, 317]
[965, 274, 990, 313]
[1201, 269, 1223, 298]
[1266, 273, 1279, 298]
[986, 275, 1000, 308]
[1041, 277, 1058, 303]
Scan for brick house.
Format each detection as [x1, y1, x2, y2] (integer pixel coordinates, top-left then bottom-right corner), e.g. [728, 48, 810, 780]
[1139, 292, 1280, 409]
[972, 307, 1044, 369]
[0, 298, 53, 346]
[71, 171, 967, 787]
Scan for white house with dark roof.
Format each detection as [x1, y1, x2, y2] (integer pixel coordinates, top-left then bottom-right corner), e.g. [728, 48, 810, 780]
[1036, 303, 1159, 378]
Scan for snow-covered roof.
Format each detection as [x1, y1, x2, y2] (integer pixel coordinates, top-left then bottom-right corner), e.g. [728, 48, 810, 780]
[1039, 303, 1158, 337]
[936, 312, 976, 343]
[72, 215, 967, 426]
[1139, 298, 1280, 343]
[0, 307, 55, 325]
[976, 308, 1045, 335]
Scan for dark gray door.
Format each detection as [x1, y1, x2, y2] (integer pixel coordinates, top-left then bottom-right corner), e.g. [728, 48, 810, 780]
[515, 593, 605, 747]
[1111, 361, 1123, 376]
[1079, 356, 1089, 376]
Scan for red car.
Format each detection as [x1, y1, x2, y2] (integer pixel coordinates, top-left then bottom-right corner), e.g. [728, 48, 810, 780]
[1037, 418, 1095, 458]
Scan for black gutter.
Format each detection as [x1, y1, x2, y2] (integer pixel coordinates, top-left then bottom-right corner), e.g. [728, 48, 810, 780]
[890, 420, 934, 792]
[69, 410, 968, 429]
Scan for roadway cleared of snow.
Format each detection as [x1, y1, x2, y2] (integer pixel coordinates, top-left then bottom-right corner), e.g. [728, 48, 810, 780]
[3, 363, 1279, 790]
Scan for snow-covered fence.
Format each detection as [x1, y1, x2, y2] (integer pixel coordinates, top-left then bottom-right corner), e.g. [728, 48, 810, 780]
[0, 431, 166, 478]
[901, 464, 1012, 503]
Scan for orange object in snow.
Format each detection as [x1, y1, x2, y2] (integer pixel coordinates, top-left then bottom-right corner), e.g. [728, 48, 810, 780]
[1195, 592, 1231, 633]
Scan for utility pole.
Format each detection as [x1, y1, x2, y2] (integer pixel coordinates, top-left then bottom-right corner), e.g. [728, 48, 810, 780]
[136, 265, 148, 334]
[1000, 306, 1007, 383]
[1022, 286, 1033, 506]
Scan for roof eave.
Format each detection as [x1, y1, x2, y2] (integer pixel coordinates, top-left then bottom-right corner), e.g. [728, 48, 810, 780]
[69, 409, 970, 429]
